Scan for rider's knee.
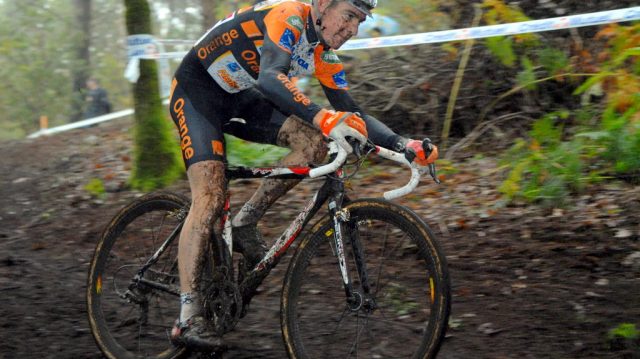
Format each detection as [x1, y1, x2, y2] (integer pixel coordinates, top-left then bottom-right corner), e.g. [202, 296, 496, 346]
[278, 116, 327, 163]
[305, 132, 327, 163]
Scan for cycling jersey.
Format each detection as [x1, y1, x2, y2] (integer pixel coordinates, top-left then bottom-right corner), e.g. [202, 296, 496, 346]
[197, 1, 347, 91]
[192, 0, 347, 122]
[169, 0, 403, 168]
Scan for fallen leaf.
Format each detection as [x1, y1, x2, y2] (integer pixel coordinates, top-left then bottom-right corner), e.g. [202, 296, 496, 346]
[615, 229, 633, 238]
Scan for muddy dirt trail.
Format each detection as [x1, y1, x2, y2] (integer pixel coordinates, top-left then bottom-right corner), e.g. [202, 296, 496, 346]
[1, 119, 638, 358]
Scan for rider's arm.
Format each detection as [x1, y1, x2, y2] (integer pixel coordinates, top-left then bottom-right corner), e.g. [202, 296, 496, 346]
[322, 85, 405, 150]
[256, 7, 323, 123]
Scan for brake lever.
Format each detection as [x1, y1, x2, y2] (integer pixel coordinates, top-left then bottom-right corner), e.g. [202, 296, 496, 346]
[428, 163, 441, 184]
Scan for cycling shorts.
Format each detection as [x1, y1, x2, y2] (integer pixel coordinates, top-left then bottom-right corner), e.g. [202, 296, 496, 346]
[169, 51, 288, 169]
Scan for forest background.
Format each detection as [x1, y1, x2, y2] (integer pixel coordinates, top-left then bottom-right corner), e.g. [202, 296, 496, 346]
[0, 0, 639, 357]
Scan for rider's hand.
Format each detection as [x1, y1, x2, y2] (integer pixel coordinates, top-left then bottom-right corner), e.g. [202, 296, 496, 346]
[404, 139, 438, 166]
[314, 109, 368, 153]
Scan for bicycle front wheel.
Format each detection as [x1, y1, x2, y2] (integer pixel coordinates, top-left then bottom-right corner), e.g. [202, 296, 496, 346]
[87, 192, 189, 359]
[281, 199, 450, 359]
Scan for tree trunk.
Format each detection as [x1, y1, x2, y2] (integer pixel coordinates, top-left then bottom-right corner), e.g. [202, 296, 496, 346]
[124, 0, 183, 191]
[201, 0, 217, 32]
[72, 0, 91, 122]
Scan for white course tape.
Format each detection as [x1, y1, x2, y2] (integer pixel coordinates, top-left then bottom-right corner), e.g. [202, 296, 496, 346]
[27, 99, 171, 139]
[134, 6, 640, 60]
[341, 7, 640, 50]
[27, 109, 134, 138]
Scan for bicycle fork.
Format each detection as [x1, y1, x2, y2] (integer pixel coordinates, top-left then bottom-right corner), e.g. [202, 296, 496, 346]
[329, 196, 377, 313]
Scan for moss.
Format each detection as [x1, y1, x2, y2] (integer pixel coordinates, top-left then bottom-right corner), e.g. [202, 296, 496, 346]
[125, 0, 183, 191]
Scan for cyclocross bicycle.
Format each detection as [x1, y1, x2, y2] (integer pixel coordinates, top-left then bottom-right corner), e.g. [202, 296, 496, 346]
[87, 140, 451, 359]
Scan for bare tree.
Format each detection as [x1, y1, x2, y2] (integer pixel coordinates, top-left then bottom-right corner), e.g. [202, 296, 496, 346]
[72, 0, 92, 121]
[201, 0, 216, 32]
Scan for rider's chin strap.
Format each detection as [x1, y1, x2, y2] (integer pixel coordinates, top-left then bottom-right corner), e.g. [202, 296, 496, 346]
[311, 0, 330, 48]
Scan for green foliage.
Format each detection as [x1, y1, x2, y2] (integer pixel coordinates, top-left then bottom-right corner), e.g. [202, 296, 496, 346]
[0, 0, 131, 140]
[574, 24, 640, 176]
[607, 323, 640, 352]
[499, 111, 600, 208]
[599, 104, 640, 174]
[498, 22, 640, 207]
[480, 0, 569, 83]
[516, 56, 536, 90]
[609, 323, 640, 341]
[0, 1, 79, 138]
[383, 283, 419, 316]
[225, 135, 289, 167]
[485, 36, 516, 67]
[84, 178, 106, 199]
[537, 47, 571, 76]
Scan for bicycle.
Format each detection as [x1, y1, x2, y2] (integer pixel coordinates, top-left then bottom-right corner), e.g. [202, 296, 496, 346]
[86, 140, 451, 359]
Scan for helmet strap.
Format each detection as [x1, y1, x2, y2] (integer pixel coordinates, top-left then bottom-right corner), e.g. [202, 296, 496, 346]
[312, 0, 331, 47]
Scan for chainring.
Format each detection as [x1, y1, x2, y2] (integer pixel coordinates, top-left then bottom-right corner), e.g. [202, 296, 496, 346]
[201, 267, 243, 335]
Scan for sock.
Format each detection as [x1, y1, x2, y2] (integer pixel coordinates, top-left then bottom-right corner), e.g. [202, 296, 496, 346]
[180, 292, 200, 322]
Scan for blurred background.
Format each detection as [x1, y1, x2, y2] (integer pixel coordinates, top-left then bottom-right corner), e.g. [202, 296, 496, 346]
[0, 1, 639, 358]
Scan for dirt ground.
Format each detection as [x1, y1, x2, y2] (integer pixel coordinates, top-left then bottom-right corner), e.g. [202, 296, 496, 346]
[1, 118, 639, 359]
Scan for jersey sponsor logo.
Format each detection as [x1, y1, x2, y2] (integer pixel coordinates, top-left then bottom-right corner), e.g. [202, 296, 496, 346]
[226, 62, 242, 73]
[279, 28, 296, 52]
[291, 53, 310, 70]
[218, 69, 239, 89]
[321, 50, 341, 64]
[197, 29, 240, 60]
[286, 15, 304, 32]
[241, 50, 261, 73]
[332, 70, 348, 89]
[277, 73, 311, 106]
[172, 98, 195, 160]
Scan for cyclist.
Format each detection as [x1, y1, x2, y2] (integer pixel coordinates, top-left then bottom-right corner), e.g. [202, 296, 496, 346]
[169, 0, 438, 350]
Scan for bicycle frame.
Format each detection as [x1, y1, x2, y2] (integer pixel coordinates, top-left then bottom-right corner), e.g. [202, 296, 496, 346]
[223, 165, 360, 303]
[128, 143, 429, 310]
[128, 163, 362, 307]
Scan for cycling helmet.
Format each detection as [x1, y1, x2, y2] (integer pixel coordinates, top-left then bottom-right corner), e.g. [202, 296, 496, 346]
[344, 0, 377, 17]
[313, 0, 377, 19]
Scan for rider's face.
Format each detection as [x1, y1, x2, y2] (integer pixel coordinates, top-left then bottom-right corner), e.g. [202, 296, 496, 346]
[319, 1, 365, 49]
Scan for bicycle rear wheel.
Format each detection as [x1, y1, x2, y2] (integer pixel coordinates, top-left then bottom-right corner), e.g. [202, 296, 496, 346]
[87, 192, 189, 359]
[281, 199, 450, 359]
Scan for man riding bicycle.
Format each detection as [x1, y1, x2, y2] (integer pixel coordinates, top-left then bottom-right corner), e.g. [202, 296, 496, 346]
[168, 0, 438, 350]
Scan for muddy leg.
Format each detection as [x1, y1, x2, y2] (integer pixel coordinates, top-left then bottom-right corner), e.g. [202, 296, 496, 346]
[178, 160, 226, 321]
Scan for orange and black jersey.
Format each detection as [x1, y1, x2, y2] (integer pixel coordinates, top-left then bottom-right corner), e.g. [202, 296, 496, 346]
[187, 0, 402, 149]
[191, 0, 357, 123]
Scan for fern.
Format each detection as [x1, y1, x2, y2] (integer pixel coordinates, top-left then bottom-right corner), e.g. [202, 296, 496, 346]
[486, 36, 516, 67]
